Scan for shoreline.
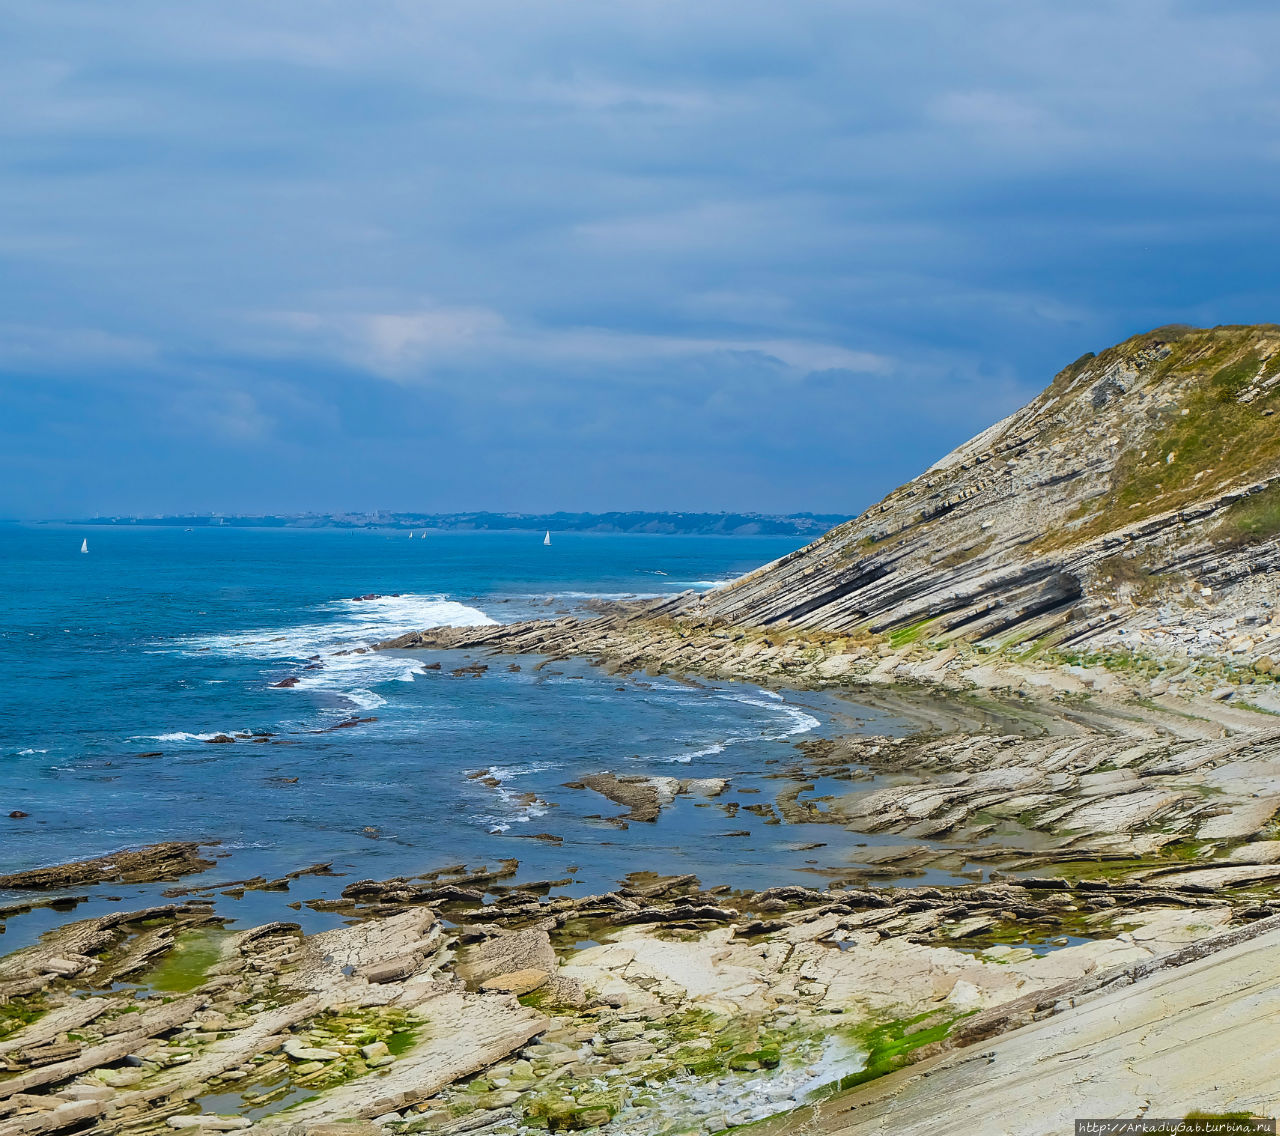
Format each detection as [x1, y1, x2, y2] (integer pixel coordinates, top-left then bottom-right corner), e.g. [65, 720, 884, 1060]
[3, 614, 1280, 1133]
[2, 833, 1276, 1136]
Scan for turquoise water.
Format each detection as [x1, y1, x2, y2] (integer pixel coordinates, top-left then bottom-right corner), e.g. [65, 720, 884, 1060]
[0, 525, 912, 940]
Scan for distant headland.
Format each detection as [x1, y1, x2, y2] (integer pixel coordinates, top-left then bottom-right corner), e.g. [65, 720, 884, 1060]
[67, 510, 852, 536]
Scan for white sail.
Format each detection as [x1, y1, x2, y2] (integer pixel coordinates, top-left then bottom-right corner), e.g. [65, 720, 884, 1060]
[543, 531, 552, 546]
[80, 539, 88, 554]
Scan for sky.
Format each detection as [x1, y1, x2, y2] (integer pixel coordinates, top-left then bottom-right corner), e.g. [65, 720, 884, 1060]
[4, 0, 1280, 518]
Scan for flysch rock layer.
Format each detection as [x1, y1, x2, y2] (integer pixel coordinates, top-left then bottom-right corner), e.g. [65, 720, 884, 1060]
[380, 326, 1280, 708]
[2, 842, 1279, 1136]
[748, 916, 1280, 1136]
[694, 324, 1280, 653]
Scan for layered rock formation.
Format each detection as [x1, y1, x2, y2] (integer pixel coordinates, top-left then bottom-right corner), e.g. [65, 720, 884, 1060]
[696, 324, 1280, 649]
[383, 326, 1280, 696]
[4, 858, 1277, 1136]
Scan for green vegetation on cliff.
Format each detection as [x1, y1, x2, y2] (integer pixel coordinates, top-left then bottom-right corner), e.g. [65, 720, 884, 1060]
[1060, 324, 1280, 545]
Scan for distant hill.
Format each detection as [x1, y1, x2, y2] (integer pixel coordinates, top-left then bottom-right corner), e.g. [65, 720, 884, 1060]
[78, 511, 852, 537]
[697, 323, 1280, 646]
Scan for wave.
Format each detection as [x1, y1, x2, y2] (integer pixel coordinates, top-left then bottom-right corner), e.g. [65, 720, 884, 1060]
[137, 731, 228, 743]
[665, 740, 727, 763]
[174, 592, 495, 714]
[467, 761, 557, 833]
[484, 761, 559, 780]
[722, 692, 822, 739]
[650, 688, 820, 764]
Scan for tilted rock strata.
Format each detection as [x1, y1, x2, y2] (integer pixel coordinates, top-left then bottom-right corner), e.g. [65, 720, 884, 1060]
[0, 907, 545, 1136]
[795, 727, 1280, 854]
[377, 591, 1280, 716]
[747, 915, 1280, 1136]
[387, 327, 1280, 675]
[0, 844, 217, 891]
[4, 866, 1278, 1135]
[696, 324, 1280, 653]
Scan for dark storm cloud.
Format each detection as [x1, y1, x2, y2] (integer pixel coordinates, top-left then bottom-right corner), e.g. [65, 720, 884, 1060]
[3, 0, 1280, 515]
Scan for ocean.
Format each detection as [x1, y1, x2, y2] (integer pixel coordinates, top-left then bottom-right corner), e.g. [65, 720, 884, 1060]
[0, 524, 915, 944]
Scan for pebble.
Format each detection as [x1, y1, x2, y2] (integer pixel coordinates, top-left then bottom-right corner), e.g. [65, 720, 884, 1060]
[524, 1041, 573, 1057]
[283, 1038, 341, 1061]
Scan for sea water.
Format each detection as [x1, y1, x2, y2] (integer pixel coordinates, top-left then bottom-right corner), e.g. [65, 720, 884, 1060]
[0, 524, 914, 940]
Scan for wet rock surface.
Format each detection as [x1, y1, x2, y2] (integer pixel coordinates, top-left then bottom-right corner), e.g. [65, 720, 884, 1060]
[0, 844, 218, 892]
[571, 775, 727, 824]
[3, 851, 1278, 1136]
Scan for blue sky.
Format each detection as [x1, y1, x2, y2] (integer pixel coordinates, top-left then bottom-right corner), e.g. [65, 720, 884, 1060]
[3, 1, 1280, 517]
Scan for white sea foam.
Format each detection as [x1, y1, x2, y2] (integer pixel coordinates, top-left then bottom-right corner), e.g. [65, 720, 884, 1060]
[668, 741, 727, 763]
[335, 688, 386, 711]
[15, 748, 49, 755]
[139, 731, 227, 743]
[484, 761, 558, 780]
[496, 789, 548, 819]
[724, 693, 822, 739]
[175, 592, 496, 714]
[466, 761, 557, 833]
[652, 689, 820, 764]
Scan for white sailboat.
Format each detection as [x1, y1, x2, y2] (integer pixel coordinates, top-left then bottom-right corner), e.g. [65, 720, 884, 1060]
[543, 531, 552, 546]
[80, 539, 88, 554]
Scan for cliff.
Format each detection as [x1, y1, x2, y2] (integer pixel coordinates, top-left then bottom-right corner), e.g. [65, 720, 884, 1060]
[693, 323, 1280, 652]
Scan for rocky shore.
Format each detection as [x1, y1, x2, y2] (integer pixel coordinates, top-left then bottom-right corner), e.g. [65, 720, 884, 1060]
[5, 642, 1280, 1136]
[3, 823, 1279, 1136]
[4, 628, 1280, 1136]
[7, 325, 1280, 1132]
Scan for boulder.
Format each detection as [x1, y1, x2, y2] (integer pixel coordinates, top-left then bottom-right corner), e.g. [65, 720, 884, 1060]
[359, 956, 418, 984]
[96, 1067, 145, 1089]
[539, 974, 588, 1008]
[480, 969, 550, 996]
[681, 778, 729, 797]
[41, 955, 92, 977]
[457, 929, 557, 987]
[1226, 841, 1280, 865]
[282, 1039, 341, 1062]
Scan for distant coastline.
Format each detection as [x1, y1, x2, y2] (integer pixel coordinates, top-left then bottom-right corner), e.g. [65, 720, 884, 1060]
[59, 510, 852, 537]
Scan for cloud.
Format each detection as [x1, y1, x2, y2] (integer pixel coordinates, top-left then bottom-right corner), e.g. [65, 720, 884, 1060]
[0, 323, 158, 368]
[3, 0, 1280, 515]
[268, 306, 509, 373]
[259, 304, 890, 382]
